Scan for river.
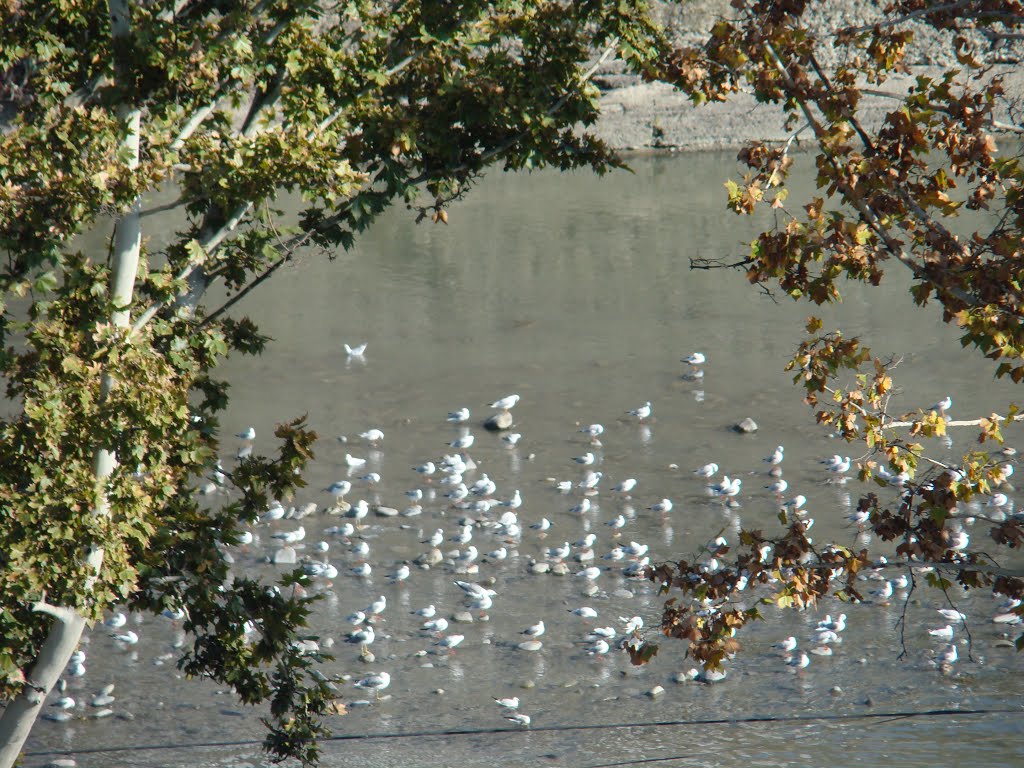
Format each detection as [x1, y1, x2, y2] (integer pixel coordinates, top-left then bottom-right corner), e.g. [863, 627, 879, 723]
[24, 153, 1024, 768]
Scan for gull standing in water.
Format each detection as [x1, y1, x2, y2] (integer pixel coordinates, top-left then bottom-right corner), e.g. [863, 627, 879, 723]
[450, 434, 475, 450]
[325, 480, 351, 502]
[612, 478, 637, 495]
[521, 620, 546, 638]
[354, 671, 390, 699]
[772, 636, 797, 653]
[359, 428, 384, 443]
[628, 401, 652, 422]
[786, 651, 810, 670]
[448, 407, 471, 423]
[694, 462, 718, 479]
[682, 352, 706, 366]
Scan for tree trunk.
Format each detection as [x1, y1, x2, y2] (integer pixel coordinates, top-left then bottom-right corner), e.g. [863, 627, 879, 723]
[0, 4, 141, 763]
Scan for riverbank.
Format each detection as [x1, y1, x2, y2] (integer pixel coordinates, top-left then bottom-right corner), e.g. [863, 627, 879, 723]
[591, 1, 1024, 152]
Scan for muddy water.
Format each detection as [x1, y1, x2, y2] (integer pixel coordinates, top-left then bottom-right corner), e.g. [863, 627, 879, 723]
[25, 154, 1024, 767]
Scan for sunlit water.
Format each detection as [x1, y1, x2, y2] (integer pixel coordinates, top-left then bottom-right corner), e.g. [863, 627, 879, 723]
[24, 154, 1024, 767]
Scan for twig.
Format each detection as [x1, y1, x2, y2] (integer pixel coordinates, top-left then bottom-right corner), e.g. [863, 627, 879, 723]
[938, 581, 974, 661]
[897, 568, 917, 661]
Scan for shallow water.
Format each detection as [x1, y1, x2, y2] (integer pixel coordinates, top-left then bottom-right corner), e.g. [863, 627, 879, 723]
[23, 153, 1024, 767]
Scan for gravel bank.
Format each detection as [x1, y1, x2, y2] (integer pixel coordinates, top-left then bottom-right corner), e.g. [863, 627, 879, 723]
[593, 2, 1024, 152]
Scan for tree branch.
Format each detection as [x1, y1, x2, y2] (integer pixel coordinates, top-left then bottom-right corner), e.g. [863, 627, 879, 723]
[838, 1, 978, 36]
[30, 601, 79, 624]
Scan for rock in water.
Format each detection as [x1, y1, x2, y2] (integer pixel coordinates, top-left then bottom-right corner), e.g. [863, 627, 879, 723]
[272, 546, 297, 565]
[484, 411, 513, 431]
[733, 417, 758, 434]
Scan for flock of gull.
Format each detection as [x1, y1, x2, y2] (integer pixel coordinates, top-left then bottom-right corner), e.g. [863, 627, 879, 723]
[43, 345, 1023, 736]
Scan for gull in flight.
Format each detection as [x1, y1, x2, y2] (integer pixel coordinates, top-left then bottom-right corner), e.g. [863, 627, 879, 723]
[344, 342, 367, 358]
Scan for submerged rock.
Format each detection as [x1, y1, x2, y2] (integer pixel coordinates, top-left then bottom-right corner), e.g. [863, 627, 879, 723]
[698, 668, 728, 684]
[484, 411, 514, 431]
[272, 546, 297, 565]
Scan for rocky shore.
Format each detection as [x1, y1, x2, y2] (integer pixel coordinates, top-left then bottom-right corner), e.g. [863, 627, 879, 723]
[592, 1, 1024, 152]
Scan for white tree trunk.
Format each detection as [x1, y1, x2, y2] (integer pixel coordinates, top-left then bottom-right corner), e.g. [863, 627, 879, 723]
[0, 4, 141, 762]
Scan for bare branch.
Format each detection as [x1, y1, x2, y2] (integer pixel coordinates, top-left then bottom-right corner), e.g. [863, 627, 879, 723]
[837, 1, 978, 36]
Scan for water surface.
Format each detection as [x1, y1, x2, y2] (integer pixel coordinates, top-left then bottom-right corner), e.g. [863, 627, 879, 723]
[25, 153, 1024, 768]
